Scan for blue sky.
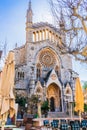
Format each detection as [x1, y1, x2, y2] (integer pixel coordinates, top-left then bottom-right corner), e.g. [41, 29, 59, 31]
[0, 0, 52, 49]
[0, 0, 87, 81]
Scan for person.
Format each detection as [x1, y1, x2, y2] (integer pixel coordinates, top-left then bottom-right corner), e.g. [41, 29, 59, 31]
[21, 110, 24, 119]
[11, 114, 15, 125]
[6, 115, 12, 125]
[17, 112, 22, 119]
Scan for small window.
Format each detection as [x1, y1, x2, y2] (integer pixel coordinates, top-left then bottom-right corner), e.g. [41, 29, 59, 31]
[66, 89, 70, 94]
[36, 63, 41, 79]
[37, 88, 41, 93]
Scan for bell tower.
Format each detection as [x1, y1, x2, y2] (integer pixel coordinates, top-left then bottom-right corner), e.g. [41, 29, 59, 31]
[59, 9, 65, 44]
[26, 0, 33, 43]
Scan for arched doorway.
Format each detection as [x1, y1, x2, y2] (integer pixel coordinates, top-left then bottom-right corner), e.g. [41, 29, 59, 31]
[47, 83, 61, 112]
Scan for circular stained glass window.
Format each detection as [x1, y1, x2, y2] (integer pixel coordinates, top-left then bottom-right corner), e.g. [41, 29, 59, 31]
[39, 49, 56, 67]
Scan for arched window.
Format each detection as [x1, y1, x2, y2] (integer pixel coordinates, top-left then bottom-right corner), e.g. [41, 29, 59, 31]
[20, 72, 22, 79]
[36, 63, 41, 79]
[66, 89, 70, 94]
[22, 72, 24, 79]
[18, 72, 20, 80]
[17, 71, 24, 80]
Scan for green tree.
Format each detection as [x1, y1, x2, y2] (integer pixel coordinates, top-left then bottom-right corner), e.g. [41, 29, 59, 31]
[83, 81, 87, 90]
[41, 100, 49, 116]
[16, 95, 27, 107]
[84, 104, 87, 112]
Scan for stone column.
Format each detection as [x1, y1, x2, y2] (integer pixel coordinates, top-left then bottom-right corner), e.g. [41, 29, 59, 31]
[44, 30, 46, 40]
[41, 31, 43, 41]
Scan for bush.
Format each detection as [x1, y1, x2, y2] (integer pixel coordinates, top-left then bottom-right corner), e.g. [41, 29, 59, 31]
[41, 100, 49, 116]
[84, 104, 87, 112]
[16, 96, 27, 107]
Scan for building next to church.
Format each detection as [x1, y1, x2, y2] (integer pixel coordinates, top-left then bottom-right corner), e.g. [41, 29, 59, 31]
[14, 1, 78, 115]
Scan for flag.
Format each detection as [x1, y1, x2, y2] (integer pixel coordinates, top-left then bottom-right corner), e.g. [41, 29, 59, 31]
[0, 51, 15, 129]
[74, 77, 84, 112]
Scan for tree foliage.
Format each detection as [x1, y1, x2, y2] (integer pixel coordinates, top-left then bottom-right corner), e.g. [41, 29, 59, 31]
[41, 100, 49, 114]
[28, 95, 39, 114]
[49, 0, 87, 62]
[83, 81, 87, 89]
[16, 95, 27, 107]
[84, 104, 87, 112]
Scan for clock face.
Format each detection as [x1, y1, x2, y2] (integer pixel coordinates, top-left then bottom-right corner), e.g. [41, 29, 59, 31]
[39, 49, 56, 68]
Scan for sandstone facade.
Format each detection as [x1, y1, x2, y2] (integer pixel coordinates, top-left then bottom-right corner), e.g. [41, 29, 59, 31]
[14, 1, 78, 113]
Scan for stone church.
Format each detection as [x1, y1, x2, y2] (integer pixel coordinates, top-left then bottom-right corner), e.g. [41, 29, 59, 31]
[14, 1, 78, 114]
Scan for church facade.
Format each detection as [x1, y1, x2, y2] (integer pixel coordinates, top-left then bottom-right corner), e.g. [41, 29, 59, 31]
[14, 1, 78, 114]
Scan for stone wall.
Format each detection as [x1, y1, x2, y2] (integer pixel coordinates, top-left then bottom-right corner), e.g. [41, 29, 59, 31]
[14, 45, 26, 65]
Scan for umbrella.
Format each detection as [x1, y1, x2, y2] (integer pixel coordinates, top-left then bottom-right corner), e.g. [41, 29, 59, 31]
[37, 102, 41, 118]
[0, 51, 15, 128]
[74, 77, 84, 121]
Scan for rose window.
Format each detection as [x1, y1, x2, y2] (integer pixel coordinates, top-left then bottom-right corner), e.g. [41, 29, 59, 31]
[39, 50, 56, 67]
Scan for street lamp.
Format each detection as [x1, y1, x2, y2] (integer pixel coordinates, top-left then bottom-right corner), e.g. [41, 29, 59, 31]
[25, 103, 28, 108]
[70, 73, 75, 119]
[37, 95, 42, 118]
[43, 81, 46, 101]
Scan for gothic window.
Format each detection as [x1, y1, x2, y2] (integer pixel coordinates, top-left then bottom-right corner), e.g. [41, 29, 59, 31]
[36, 63, 41, 79]
[22, 72, 24, 79]
[15, 68, 18, 80]
[66, 89, 70, 94]
[18, 72, 20, 80]
[40, 31, 42, 41]
[17, 72, 24, 80]
[36, 31, 39, 41]
[36, 88, 41, 93]
[39, 49, 56, 68]
[20, 72, 22, 79]
[65, 85, 72, 101]
[65, 86, 72, 95]
[49, 31, 52, 41]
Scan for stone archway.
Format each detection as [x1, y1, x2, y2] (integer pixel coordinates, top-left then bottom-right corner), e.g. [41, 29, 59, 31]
[47, 83, 61, 112]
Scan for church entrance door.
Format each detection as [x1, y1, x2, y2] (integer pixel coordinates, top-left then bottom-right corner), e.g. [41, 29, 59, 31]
[50, 97, 55, 111]
[47, 83, 61, 112]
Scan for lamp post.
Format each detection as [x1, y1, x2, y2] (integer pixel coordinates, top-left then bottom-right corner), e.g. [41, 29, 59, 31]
[43, 81, 47, 101]
[37, 96, 42, 118]
[25, 103, 28, 112]
[69, 98, 73, 119]
[64, 96, 69, 115]
[70, 72, 75, 119]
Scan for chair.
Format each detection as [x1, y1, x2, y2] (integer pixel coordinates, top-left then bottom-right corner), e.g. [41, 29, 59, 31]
[70, 123, 80, 130]
[81, 120, 87, 129]
[51, 121, 58, 130]
[60, 123, 69, 130]
[25, 123, 32, 130]
[74, 120, 80, 126]
[43, 120, 50, 129]
[69, 120, 74, 126]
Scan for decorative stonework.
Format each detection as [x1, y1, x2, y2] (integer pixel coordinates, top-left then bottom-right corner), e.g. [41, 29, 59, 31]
[12, 0, 77, 115]
[51, 74, 57, 80]
[39, 49, 56, 67]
